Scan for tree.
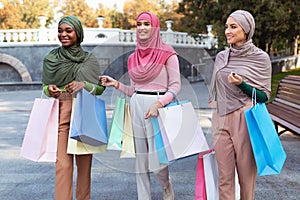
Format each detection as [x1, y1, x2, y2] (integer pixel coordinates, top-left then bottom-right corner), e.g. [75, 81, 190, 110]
[176, 0, 219, 37]
[177, 0, 300, 55]
[0, 0, 54, 29]
[20, 0, 55, 28]
[123, 0, 162, 29]
[157, 0, 184, 31]
[57, 0, 98, 27]
[0, 2, 25, 29]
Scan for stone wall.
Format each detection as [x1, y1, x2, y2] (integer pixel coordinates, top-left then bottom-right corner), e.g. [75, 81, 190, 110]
[0, 44, 214, 91]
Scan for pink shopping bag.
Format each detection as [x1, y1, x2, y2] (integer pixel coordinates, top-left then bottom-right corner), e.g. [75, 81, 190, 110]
[20, 98, 59, 162]
[194, 152, 207, 200]
[194, 150, 240, 200]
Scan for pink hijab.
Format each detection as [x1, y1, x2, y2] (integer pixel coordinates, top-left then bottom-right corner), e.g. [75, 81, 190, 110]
[128, 12, 177, 83]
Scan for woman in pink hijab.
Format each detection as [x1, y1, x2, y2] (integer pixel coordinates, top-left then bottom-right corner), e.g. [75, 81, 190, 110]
[208, 10, 271, 200]
[100, 12, 181, 200]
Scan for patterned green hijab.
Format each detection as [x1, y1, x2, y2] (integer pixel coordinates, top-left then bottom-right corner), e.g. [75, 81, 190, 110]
[42, 15, 100, 86]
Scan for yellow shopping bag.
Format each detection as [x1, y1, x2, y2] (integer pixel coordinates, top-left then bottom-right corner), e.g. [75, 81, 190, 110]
[120, 104, 135, 158]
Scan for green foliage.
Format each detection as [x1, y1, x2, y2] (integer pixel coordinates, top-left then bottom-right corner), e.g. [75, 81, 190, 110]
[176, 0, 300, 55]
[176, 0, 219, 34]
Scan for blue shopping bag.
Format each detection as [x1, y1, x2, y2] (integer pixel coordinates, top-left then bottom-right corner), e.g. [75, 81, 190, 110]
[244, 102, 286, 176]
[151, 117, 169, 165]
[70, 89, 108, 146]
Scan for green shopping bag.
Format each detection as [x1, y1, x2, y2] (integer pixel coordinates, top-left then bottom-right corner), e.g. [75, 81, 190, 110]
[107, 97, 125, 150]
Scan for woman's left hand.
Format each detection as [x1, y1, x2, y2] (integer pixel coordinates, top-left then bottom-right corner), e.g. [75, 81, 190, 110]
[65, 81, 85, 94]
[228, 72, 243, 85]
[145, 102, 163, 119]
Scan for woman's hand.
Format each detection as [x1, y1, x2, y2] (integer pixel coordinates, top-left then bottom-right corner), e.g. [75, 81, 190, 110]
[145, 102, 163, 119]
[65, 81, 85, 94]
[48, 84, 62, 98]
[228, 72, 243, 85]
[99, 75, 119, 88]
[208, 101, 217, 108]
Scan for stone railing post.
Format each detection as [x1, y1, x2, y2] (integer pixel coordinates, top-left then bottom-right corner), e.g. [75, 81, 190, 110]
[165, 20, 174, 44]
[97, 16, 105, 29]
[38, 15, 48, 42]
[165, 20, 173, 32]
[206, 24, 214, 49]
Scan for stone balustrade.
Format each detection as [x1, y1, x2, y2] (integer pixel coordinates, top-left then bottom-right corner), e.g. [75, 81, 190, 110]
[0, 18, 217, 49]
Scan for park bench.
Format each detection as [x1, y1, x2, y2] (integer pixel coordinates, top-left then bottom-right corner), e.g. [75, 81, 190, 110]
[266, 75, 300, 135]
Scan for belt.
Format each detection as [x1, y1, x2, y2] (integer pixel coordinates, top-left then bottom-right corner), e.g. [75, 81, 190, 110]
[58, 92, 74, 100]
[136, 91, 166, 95]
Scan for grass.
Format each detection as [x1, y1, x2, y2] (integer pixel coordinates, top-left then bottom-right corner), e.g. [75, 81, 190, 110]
[269, 68, 300, 101]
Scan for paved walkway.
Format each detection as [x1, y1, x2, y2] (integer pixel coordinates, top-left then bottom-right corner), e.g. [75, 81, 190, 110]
[0, 87, 299, 200]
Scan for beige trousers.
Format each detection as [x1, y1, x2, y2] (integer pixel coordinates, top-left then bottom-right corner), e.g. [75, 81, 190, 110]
[55, 97, 92, 200]
[212, 101, 257, 200]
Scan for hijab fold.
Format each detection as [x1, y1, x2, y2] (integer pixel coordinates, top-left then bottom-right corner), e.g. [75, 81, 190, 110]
[42, 15, 100, 86]
[128, 12, 176, 83]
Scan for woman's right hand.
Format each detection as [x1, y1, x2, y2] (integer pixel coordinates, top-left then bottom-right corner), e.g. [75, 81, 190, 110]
[99, 75, 119, 88]
[48, 84, 62, 98]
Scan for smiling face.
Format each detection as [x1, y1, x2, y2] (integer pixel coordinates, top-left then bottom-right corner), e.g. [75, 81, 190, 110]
[58, 23, 77, 47]
[225, 17, 247, 46]
[136, 19, 152, 41]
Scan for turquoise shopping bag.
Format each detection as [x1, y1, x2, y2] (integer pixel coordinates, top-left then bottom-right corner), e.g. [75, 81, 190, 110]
[70, 89, 108, 146]
[244, 103, 286, 176]
[107, 97, 125, 150]
[151, 117, 169, 165]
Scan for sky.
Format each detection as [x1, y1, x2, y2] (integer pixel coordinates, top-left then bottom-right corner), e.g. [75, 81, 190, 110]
[85, 0, 175, 12]
[86, 0, 126, 12]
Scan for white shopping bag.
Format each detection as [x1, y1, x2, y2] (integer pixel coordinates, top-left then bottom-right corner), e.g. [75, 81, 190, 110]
[158, 101, 209, 161]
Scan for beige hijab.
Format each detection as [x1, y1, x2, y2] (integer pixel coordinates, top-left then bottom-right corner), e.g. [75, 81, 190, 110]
[208, 10, 271, 115]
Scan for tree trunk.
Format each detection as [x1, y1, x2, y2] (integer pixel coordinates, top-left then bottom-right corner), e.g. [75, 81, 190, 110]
[294, 35, 299, 55]
[258, 39, 267, 52]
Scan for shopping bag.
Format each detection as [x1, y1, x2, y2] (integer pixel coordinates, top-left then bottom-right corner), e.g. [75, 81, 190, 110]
[20, 97, 59, 162]
[67, 137, 107, 155]
[69, 89, 108, 146]
[151, 117, 169, 164]
[120, 103, 135, 158]
[195, 150, 218, 200]
[194, 150, 240, 200]
[107, 97, 125, 150]
[156, 115, 175, 161]
[244, 102, 287, 176]
[194, 153, 207, 200]
[158, 100, 209, 161]
[203, 151, 219, 200]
